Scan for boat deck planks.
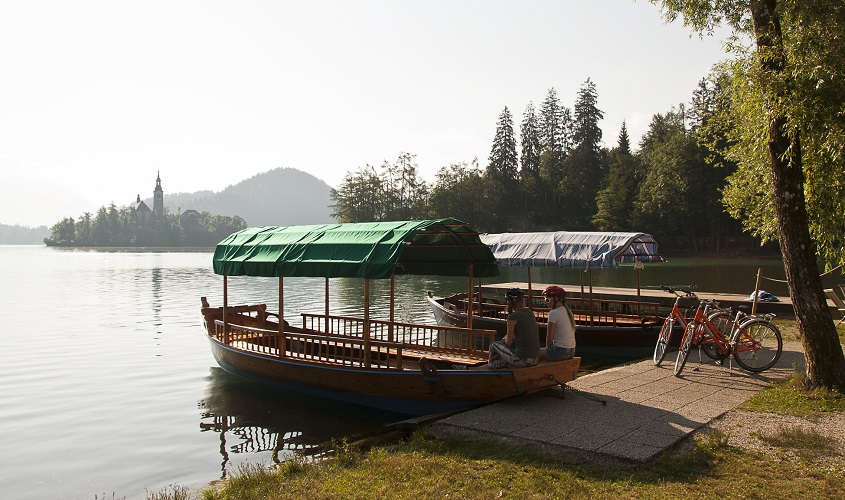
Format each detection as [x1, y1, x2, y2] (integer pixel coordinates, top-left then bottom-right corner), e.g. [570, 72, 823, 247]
[483, 282, 797, 316]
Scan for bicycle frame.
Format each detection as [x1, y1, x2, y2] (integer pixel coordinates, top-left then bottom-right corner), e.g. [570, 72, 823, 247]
[675, 302, 781, 376]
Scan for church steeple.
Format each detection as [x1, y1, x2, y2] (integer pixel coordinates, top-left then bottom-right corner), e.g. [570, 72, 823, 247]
[153, 170, 164, 217]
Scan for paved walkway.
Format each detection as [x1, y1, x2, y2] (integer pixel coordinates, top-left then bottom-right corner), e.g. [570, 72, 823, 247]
[430, 341, 806, 467]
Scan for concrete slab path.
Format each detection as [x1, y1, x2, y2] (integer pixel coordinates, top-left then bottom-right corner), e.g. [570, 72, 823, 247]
[431, 341, 806, 467]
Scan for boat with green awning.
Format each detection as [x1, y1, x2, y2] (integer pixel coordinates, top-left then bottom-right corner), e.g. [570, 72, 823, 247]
[200, 218, 580, 416]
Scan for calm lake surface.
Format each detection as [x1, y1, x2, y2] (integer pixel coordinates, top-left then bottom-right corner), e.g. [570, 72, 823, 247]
[2, 245, 842, 499]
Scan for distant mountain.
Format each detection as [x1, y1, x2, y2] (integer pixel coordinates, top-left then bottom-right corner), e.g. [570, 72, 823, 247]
[162, 168, 335, 226]
[0, 223, 50, 244]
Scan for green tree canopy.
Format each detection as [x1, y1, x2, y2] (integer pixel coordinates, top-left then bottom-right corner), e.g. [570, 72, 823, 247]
[652, 0, 845, 390]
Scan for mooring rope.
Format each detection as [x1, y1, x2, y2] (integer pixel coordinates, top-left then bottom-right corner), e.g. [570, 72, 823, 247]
[760, 263, 842, 284]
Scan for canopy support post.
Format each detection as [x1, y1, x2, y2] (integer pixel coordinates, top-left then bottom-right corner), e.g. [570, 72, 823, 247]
[389, 275, 395, 342]
[364, 278, 371, 368]
[635, 258, 644, 316]
[325, 277, 330, 334]
[279, 276, 286, 358]
[589, 270, 594, 326]
[467, 264, 474, 329]
[527, 267, 534, 311]
[223, 275, 229, 344]
[579, 270, 585, 315]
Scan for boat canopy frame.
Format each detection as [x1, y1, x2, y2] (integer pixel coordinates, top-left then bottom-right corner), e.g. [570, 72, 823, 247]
[479, 231, 665, 269]
[213, 218, 499, 344]
[479, 231, 666, 310]
[213, 218, 499, 279]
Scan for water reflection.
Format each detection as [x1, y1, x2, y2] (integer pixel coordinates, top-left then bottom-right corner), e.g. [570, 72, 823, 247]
[198, 367, 406, 477]
[152, 266, 163, 329]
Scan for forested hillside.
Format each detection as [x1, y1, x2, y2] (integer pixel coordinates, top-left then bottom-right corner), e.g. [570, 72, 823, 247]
[330, 79, 767, 255]
[164, 168, 333, 226]
[0, 223, 49, 244]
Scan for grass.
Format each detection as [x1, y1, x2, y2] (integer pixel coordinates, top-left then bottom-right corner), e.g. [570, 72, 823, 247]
[182, 427, 844, 499]
[741, 370, 845, 417]
[756, 426, 838, 460]
[186, 374, 845, 500]
[773, 318, 845, 342]
[147, 319, 845, 499]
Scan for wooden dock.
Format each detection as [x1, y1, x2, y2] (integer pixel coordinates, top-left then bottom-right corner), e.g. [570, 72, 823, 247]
[479, 282, 799, 317]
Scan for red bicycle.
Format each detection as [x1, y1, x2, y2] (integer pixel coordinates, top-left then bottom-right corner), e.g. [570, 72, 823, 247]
[674, 301, 783, 376]
[653, 287, 731, 366]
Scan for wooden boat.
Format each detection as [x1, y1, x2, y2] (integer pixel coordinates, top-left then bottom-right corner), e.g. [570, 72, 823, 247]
[200, 219, 580, 416]
[427, 292, 662, 359]
[428, 231, 667, 360]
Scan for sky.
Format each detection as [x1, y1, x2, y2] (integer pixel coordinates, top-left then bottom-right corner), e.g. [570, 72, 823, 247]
[0, 0, 735, 228]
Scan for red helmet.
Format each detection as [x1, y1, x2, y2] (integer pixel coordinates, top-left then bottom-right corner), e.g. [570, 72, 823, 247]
[542, 285, 566, 297]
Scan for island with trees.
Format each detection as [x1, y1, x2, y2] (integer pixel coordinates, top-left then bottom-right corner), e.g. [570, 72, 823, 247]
[44, 172, 247, 247]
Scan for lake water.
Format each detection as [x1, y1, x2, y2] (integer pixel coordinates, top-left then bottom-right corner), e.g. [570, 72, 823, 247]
[2, 246, 842, 499]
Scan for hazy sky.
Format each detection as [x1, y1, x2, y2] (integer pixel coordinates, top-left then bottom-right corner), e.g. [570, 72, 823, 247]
[1, 0, 734, 227]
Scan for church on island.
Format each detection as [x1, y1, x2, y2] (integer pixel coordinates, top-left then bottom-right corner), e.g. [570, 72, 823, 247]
[131, 171, 165, 223]
[130, 172, 199, 224]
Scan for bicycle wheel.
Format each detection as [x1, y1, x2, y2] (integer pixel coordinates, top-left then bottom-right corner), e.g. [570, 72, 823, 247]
[702, 311, 732, 360]
[707, 310, 733, 336]
[732, 319, 783, 372]
[653, 318, 675, 366]
[674, 323, 696, 377]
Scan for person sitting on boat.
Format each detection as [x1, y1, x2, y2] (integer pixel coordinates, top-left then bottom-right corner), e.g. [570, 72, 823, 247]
[487, 288, 540, 369]
[539, 285, 576, 361]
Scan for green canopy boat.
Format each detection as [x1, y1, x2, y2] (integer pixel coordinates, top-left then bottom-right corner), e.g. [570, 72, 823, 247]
[201, 218, 580, 416]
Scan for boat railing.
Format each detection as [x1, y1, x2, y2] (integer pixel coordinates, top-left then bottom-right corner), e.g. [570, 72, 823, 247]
[213, 320, 404, 370]
[564, 297, 661, 325]
[454, 295, 661, 325]
[301, 313, 495, 356]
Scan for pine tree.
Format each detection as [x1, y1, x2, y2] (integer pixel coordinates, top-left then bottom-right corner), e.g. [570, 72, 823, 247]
[520, 102, 541, 179]
[572, 78, 604, 152]
[520, 103, 542, 218]
[486, 107, 519, 230]
[539, 89, 564, 156]
[487, 107, 519, 184]
[561, 78, 606, 229]
[617, 120, 631, 155]
[593, 121, 641, 230]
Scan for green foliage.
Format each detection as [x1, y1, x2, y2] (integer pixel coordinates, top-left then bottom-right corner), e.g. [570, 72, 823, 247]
[593, 131, 642, 231]
[330, 154, 431, 224]
[487, 107, 519, 186]
[741, 370, 845, 417]
[428, 160, 492, 230]
[560, 79, 607, 229]
[539, 88, 572, 155]
[44, 205, 246, 247]
[0, 222, 49, 244]
[199, 426, 844, 499]
[328, 78, 768, 250]
[486, 107, 520, 231]
[654, 0, 845, 270]
[696, 428, 731, 453]
[330, 166, 383, 223]
[519, 102, 541, 180]
[519, 102, 542, 221]
[145, 484, 189, 500]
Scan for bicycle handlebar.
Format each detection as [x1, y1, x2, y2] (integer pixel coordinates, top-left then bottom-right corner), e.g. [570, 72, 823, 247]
[659, 285, 697, 298]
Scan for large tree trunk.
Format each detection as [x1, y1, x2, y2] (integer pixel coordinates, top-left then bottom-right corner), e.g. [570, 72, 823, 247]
[752, 1, 845, 390]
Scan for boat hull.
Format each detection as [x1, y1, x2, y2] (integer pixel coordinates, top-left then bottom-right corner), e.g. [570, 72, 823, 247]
[207, 331, 580, 416]
[427, 295, 659, 360]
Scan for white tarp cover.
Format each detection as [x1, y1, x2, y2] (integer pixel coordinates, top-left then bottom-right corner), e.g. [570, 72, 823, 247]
[479, 231, 665, 269]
